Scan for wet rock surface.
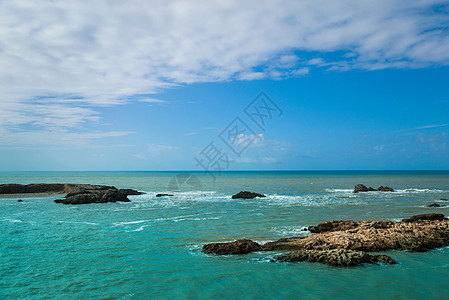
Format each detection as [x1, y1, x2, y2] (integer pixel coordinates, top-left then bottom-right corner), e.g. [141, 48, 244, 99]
[0, 183, 143, 205]
[202, 239, 262, 255]
[275, 249, 397, 266]
[203, 214, 449, 266]
[308, 220, 359, 233]
[231, 191, 266, 199]
[353, 184, 394, 193]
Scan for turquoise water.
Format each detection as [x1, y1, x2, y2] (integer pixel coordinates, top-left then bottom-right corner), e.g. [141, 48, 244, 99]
[1, 171, 449, 299]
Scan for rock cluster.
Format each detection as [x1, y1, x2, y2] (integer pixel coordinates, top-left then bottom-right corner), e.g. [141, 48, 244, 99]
[203, 213, 449, 266]
[231, 191, 266, 199]
[275, 249, 397, 266]
[353, 184, 394, 193]
[0, 183, 143, 205]
[203, 239, 262, 255]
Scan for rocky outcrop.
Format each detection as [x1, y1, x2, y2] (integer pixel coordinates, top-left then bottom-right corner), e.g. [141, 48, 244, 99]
[231, 191, 266, 199]
[353, 184, 375, 193]
[427, 203, 446, 207]
[156, 193, 174, 197]
[0, 183, 143, 205]
[308, 220, 359, 233]
[377, 186, 394, 192]
[275, 249, 397, 266]
[353, 184, 394, 193]
[202, 239, 262, 255]
[57, 189, 134, 204]
[203, 214, 449, 266]
[402, 213, 446, 222]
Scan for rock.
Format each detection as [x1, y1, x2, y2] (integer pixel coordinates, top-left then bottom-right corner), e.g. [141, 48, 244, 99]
[353, 184, 394, 193]
[0, 183, 140, 205]
[402, 213, 446, 222]
[308, 220, 359, 233]
[377, 186, 394, 192]
[57, 189, 131, 205]
[427, 203, 446, 207]
[156, 193, 174, 197]
[275, 249, 397, 266]
[231, 191, 266, 199]
[440, 198, 448, 201]
[202, 239, 262, 255]
[17, 199, 23, 202]
[120, 189, 144, 195]
[353, 184, 375, 193]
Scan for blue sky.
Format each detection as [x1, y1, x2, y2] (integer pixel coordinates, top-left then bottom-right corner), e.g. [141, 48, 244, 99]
[0, 1, 448, 171]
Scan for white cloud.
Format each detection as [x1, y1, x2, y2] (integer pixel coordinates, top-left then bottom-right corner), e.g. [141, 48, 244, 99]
[1, 0, 448, 146]
[147, 143, 178, 155]
[138, 98, 167, 103]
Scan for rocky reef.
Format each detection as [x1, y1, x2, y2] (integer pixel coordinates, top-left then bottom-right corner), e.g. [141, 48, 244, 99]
[202, 213, 449, 266]
[0, 183, 143, 205]
[353, 184, 394, 193]
[231, 191, 266, 199]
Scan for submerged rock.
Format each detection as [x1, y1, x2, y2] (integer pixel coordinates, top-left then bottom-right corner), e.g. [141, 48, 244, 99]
[231, 191, 266, 199]
[17, 199, 23, 202]
[156, 193, 174, 197]
[275, 249, 397, 266]
[427, 203, 446, 207]
[202, 239, 262, 255]
[353, 184, 376, 193]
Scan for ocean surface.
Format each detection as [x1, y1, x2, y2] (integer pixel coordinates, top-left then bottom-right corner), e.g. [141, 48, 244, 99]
[1, 171, 449, 299]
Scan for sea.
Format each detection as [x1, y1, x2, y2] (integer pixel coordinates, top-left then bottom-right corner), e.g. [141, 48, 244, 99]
[1, 171, 449, 299]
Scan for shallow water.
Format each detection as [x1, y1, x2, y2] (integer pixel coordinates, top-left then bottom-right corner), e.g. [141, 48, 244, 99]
[1, 171, 449, 299]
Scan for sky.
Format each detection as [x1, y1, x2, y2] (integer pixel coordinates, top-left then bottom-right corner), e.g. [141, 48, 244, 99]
[0, 0, 449, 171]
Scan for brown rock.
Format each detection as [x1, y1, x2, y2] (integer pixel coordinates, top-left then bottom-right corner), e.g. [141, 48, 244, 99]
[377, 186, 394, 192]
[202, 239, 262, 255]
[402, 213, 446, 222]
[308, 220, 359, 233]
[275, 249, 397, 266]
[353, 184, 376, 193]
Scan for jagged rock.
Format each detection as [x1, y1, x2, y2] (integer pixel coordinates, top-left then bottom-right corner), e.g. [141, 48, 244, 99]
[156, 193, 174, 197]
[353, 184, 375, 193]
[202, 239, 262, 255]
[120, 189, 144, 195]
[427, 203, 446, 207]
[231, 191, 266, 199]
[353, 184, 394, 193]
[205, 214, 449, 267]
[57, 189, 131, 205]
[275, 249, 397, 266]
[377, 186, 394, 192]
[308, 220, 359, 233]
[402, 213, 446, 222]
[0, 183, 141, 205]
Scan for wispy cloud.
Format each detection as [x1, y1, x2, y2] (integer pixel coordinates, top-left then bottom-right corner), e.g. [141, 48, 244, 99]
[1, 1, 449, 147]
[184, 132, 198, 136]
[397, 123, 449, 133]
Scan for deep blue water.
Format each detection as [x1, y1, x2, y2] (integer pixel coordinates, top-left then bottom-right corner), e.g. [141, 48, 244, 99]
[1, 171, 449, 299]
